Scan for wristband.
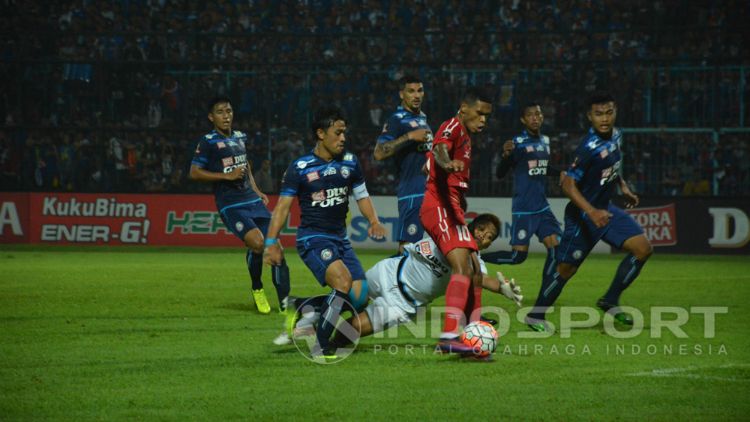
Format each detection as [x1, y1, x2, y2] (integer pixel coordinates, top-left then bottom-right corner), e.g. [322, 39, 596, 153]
[264, 238, 278, 247]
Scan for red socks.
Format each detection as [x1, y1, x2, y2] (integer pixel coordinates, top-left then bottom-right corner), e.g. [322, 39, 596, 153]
[442, 274, 471, 336]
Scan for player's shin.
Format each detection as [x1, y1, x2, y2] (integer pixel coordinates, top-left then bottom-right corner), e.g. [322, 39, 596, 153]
[601, 253, 646, 305]
[246, 250, 263, 290]
[543, 247, 557, 277]
[442, 274, 471, 338]
[314, 289, 349, 354]
[271, 259, 291, 310]
[528, 270, 568, 321]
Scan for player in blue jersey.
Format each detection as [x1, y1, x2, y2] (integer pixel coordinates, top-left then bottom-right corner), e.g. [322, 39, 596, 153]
[263, 107, 387, 360]
[483, 103, 561, 276]
[189, 96, 290, 314]
[526, 93, 653, 332]
[373, 75, 433, 254]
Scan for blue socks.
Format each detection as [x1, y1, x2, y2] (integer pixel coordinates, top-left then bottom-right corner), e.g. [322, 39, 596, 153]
[482, 249, 528, 265]
[602, 254, 646, 305]
[316, 289, 349, 353]
[529, 269, 568, 321]
[246, 250, 263, 290]
[271, 259, 291, 309]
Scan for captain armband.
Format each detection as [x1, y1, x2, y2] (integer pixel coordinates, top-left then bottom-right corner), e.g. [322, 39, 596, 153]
[352, 183, 370, 200]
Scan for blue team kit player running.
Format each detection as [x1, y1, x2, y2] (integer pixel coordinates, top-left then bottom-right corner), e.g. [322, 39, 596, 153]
[263, 107, 386, 361]
[525, 92, 653, 332]
[190, 96, 290, 314]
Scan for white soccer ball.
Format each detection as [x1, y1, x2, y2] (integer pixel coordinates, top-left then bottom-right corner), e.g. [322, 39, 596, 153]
[460, 321, 498, 357]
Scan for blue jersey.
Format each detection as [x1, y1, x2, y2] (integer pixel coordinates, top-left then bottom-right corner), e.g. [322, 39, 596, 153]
[191, 129, 263, 211]
[505, 130, 552, 213]
[566, 127, 624, 210]
[377, 106, 432, 198]
[280, 150, 366, 237]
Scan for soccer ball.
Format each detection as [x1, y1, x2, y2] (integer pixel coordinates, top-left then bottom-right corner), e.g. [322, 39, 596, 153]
[460, 321, 498, 357]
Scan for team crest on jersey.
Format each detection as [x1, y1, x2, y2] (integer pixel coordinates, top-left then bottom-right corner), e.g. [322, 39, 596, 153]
[311, 190, 326, 202]
[418, 241, 432, 256]
[322, 167, 337, 177]
[407, 224, 418, 235]
[536, 144, 545, 152]
[340, 167, 351, 179]
[320, 249, 333, 261]
[217, 142, 225, 149]
[517, 229, 527, 240]
[222, 157, 234, 166]
[306, 171, 320, 182]
[235, 222, 244, 232]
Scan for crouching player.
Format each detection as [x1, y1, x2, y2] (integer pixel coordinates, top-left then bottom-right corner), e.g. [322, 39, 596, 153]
[278, 214, 523, 352]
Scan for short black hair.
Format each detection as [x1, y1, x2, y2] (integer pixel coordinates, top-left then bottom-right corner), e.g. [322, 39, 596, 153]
[461, 86, 493, 106]
[520, 102, 542, 117]
[399, 74, 422, 90]
[587, 92, 615, 109]
[207, 96, 232, 113]
[468, 213, 501, 241]
[311, 106, 346, 141]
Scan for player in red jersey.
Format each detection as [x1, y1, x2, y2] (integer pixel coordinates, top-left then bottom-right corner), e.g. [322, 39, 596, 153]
[420, 87, 493, 353]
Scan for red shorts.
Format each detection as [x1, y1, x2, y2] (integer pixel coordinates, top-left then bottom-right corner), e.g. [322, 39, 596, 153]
[420, 203, 478, 256]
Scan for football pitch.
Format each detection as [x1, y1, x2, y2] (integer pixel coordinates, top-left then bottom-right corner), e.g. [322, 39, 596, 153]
[1, 246, 749, 420]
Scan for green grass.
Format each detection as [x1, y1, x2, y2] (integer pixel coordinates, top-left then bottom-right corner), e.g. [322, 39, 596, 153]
[1, 246, 749, 420]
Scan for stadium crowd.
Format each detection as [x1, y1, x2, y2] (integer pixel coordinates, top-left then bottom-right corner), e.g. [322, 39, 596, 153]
[1, 0, 748, 195]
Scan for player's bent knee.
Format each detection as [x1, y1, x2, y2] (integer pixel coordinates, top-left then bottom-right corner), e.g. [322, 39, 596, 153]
[557, 263, 578, 279]
[243, 230, 264, 253]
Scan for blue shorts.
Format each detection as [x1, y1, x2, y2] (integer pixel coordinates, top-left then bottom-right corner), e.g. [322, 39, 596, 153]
[397, 195, 425, 243]
[297, 235, 366, 287]
[557, 203, 644, 265]
[219, 199, 271, 241]
[510, 207, 561, 246]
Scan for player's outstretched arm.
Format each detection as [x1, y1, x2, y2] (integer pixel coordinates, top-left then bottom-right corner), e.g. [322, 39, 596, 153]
[562, 175, 611, 228]
[189, 163, 245, 183]
[356, 196, 386, 239]
[481, 271, 523, 307]
[263, 195, 294, 265]
[495, 140, 514, 180]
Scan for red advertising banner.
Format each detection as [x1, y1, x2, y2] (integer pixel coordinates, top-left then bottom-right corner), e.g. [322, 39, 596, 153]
[0, 193, 29, 244]
[1, 193, 300, 247]
[625, 203, 677, 246]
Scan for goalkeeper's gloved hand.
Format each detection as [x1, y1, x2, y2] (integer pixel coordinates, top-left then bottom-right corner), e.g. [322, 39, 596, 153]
[497, 271, 523, 307]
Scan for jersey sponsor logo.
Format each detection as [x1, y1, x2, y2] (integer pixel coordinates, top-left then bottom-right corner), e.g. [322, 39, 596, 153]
[600, 161, 621, 185]
[344, 153, 354, 161]
[311, 187, 349, 208]
[340, 167, 351, 179]
[528, 159, 548, 176]
[217, 141, 226, 149]
[306, 171, 320, 182]
[322, 167, 337, 177]
[320, 248, 333, 261]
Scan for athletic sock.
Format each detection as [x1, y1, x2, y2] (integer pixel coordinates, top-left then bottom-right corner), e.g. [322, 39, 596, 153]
[481, 250, 527, 265]
[528, 270, 568, 321]
[271, 259, 291, 309]
[602, 253, 646, 305]
[468, 285, 483, 322]
[315, 289, 349, 353]
[442, 274, 471, 338]
[543, 246, 557, 277]
[246, 250, 263, 290]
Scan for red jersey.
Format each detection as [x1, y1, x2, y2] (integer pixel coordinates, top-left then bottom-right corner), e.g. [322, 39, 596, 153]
[425, 117, 472, 199]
